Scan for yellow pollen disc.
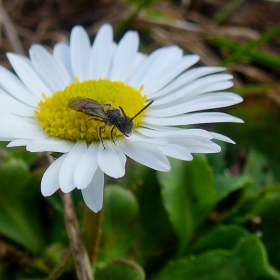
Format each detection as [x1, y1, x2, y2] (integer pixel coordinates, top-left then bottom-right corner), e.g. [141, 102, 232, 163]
[35, 79, 147, 143]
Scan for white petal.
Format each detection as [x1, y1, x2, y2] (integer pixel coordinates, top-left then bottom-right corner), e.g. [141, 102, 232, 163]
[90, 24, 114, 79]
[0, 137, 18, 141]
[150, 66, 226, 98]
[158, 144, 193, 161]
[26, 137, 74, 152]
[117, 138, 170, 172]
[53, 43, 74, 81]
[0, 89, 35, 117]
[70, 26, 91, 81]
[0, 109, 36, 123]
[0, 66, 39, 106]
[0, 110, 43, 133]
[81, 167, 104, 213]
[29, 44, 71, 91]
[0, 111, 46, 139]
[127, 133, 168, 146]
[97, 141, 126, 178]
[7, 139, 30, 147]
[75, 143, 99, 189]
[137, 127, 212, 138]
[210, 132, 236, 144]
[143, 112, 244, 126]
[140, 46, 183, 86]
[41, 154, 66, 196]
[169, 136, 221, 153]
[59, 141, 87, 193]
[0, 127, 45, 139]
[109, 31, 139, 81]
[155, 75, 233, 106]
[147, 92, 243, 117]
[143, 54, 199, 95]
[127, 49, 165, 88]
[7, 53, 52, 97]
[0, 129, 46, 140]
[128, 46, 182, 89]
[125, 52, 147, 82]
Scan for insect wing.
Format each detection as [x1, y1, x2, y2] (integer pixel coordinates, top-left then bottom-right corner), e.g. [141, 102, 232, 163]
[68, 97, 108, 118]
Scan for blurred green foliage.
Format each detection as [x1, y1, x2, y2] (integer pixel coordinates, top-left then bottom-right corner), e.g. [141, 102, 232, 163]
[0, 146, 46, 253]
[1, 143, 280, 279]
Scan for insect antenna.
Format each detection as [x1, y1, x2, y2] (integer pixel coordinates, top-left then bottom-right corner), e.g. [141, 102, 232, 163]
[130, 100, 154, 122]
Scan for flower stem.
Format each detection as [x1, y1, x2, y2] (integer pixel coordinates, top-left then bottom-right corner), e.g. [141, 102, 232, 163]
[60, 192, 94, 280]
[82, 206, 103, 264]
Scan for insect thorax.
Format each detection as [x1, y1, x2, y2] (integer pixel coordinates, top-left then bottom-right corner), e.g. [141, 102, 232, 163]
[105, 108, 122, 126]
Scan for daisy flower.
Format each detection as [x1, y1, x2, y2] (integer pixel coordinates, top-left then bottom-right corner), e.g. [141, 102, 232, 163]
[0, 24, 243, 212]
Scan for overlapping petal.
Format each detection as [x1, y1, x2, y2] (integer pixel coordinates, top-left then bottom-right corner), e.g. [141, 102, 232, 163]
[109, 30, 139, 81]
[74, 143, 99, 189]
[97, 141, 126, 178]
[53, 43, 75, 81]
[30, 44, 71, 91]
[7, 53, 52, 97]
[0, 65, 39, 106]
[82, 168, 104, 212]
[59, 141, 87, 193]
[117, 138, 171, 172]
[41, 154, 66, 196]
[26, 137, 74, 152]
[0, 89, 35, 117]
[90, 24, 114, 80]
[70, 26, 91, 81]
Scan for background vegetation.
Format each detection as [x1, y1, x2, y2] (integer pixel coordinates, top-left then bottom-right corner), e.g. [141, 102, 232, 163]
[0, 0, 280, 279]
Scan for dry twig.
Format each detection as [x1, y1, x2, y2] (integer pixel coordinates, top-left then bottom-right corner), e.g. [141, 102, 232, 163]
[61, 192, 94, 280]
[0, 4, 24, 54]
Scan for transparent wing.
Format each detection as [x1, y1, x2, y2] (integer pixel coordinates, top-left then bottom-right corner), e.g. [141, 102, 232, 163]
[68, 97, 109, 118]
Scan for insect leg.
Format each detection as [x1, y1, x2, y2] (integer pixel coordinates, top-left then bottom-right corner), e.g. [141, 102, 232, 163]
[87, 117, 104, 122]
[110, 126, 116, 145]
[86, 117, 106, 148]
[98, 126, 105, 149]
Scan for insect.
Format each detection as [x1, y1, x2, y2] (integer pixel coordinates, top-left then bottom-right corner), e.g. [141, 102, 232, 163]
[68, 97, 154, 148]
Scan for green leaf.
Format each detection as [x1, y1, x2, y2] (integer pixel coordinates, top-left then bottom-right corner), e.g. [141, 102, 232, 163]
[235, 236, 280, 279]
[238, 188, 280, 267]
[222, 25, 280, 66]
[253, 191, 280, 250]
[191, 224, 248, 254]
[243, 149, 275, 193]
[216, 94, 280, 173]
[98, 185, 139, 261]
[0, 262, 11, 280]
[8, 146, 37, 165]
[0, 155, 45, 253]
[207, 142, 227, 174]
[153, 236, 280, 280]
[95, 259, 145, 280]
[129, 166, 176, 268]
[208, 37, 280, 71]
[214, 174, 253, 202]
[158, 155, 215, 256]
[127, 0, 162, 8]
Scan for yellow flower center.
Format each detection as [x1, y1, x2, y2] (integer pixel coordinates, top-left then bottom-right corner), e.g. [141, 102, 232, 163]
[35, 79, 146, 143]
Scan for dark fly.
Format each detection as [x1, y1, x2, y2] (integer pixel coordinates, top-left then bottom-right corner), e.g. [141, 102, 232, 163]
[68, 97, 154, 148]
